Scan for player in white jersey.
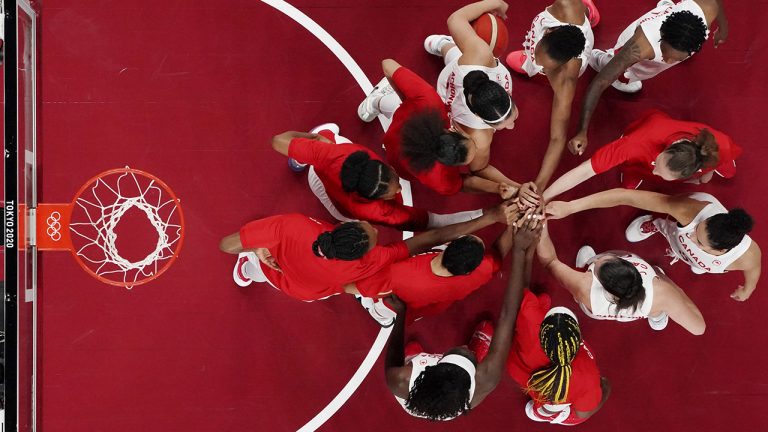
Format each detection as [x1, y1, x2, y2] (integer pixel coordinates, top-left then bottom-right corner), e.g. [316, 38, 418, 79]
[504, 0, 599, 207]
[568, 0, 729, 156]
[384, 215, 541, 421]
[536, 225, 706, 335]
[546, 189, 761, 301]
[422, 0, 520, 189]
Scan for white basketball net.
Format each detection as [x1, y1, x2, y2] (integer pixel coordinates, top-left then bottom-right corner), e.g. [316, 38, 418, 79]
[69, 169, 183, 288]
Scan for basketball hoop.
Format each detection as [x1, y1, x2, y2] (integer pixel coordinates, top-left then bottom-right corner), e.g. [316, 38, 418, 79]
[22, 167, 185, 288]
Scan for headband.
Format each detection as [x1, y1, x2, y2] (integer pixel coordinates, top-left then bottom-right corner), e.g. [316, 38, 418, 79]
[438, 354, 477, 401]
[482, 101, 512, 125]
[545, 306, 579, 323]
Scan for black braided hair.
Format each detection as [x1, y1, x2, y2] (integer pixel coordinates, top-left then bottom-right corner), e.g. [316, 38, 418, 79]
[311, 222, 369, 261]
[526, 312, 582, 404]
[340, 151, 392, 199]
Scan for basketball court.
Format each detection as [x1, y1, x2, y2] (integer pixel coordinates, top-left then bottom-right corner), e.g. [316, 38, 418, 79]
[2, 0, 767, 431]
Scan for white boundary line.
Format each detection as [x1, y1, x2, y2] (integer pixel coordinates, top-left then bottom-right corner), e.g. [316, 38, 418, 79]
[260, 1, 412, 431]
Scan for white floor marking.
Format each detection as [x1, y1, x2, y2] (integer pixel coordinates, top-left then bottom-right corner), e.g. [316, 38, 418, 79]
[261, 0, 413, 430]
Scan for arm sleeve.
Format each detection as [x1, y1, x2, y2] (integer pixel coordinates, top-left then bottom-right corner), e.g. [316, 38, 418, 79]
[239, 215, 285, 249]
[590, 139, 633, 174]
[359, 200, 430, 231]
[287, 137, 336, 166]
[392, 67, 443, 104]
[714, 135, 741, 178]
[422, 166, 464, 196]
[354, 241, 410, 296]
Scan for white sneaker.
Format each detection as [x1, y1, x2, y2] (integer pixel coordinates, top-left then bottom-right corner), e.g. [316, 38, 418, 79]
[423, 34, 454, 57]
[356, 296, 397, 327]
[626, 215, 659, 242]
[657, 0, 674, 8]
[524, 400, 556, 423]
[310, 123, 340, 135]
[648, 312, 669, 330]
[575, 245, 597, 269]
[357, 77, 394, 122]
[232, 252, 258, 287]
[588, 48, 610, 72]
[611, 79, 643, 93]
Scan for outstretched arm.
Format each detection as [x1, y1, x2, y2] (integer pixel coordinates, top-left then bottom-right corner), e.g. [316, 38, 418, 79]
[404, 202, 514, 255]
[447, 0, 508, 66]
[384, 296, 410, 398]
[472, 218, 542, 406]
[536, 226, 587, 300]
[569, 31, 647, 155]
[536, 62, 580, 190]
[546, 189, 702, 224]
[542, 160, 597, 202]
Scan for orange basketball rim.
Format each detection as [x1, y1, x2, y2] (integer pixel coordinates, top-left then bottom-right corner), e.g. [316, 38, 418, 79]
[19, 167, 185, 288]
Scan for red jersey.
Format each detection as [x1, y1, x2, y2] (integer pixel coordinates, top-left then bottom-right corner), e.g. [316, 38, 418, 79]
[590, 110, 742, 183]
[356, 249, 502, 318]
[383, 67, 464, 196]
[238, 214, 409, 301]
[506, 291, 602, 412]
[288, 135, 430, 231]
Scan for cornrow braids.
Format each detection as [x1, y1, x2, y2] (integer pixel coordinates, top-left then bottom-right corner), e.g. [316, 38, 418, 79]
[526, 313, 582, 404]
[340, 151, 392, 199]
[406, 363, 472, 421]
[660, 10, 707, 55]
[311, 222, 370, 261]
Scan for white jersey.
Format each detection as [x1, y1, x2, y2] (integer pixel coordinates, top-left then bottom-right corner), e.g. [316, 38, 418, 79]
[436, 51, 513, 131]
[521, 8, 594, 77]
[581, 252, 656, 321]
[613, 0, 709, 83]
[394, 353, 442, 419]
[655, 193, 752, 274]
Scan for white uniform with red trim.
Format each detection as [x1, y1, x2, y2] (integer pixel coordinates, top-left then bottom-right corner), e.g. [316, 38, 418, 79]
[654, 193, 752, 274]
[609, 0, 709, 83]
[436, 47, 513, 131]
[581, 253, 656, 321]
[521, 9, 594, 77]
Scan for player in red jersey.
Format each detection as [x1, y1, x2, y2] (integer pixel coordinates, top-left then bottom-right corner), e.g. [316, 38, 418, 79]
[544, 110, 741, 200]
[357, 59, 518, 198]
[272, 126, 487, 231]
[218, 202, 517, 302]
[507, 291, 610, 425]
[384, 214, 542, 421]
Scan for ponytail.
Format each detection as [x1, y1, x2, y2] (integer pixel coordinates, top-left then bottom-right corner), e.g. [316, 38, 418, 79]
[664, 130, 721, 178]
[401, 110, 469, 172]
[526, 313, 582, 404]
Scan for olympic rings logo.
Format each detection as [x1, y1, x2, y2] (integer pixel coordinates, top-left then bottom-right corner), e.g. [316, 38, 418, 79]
[47, 211, 62, 241]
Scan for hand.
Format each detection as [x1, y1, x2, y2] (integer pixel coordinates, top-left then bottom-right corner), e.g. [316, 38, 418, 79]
[513, 212, 544, 250]
[568, 132, 588, 156]
[545, 201, 572, 220]
[518, 182, 540, 208]
[713, 22, 729, 48]
[255, 248, 282, 272]
[385, 294, 407, 314]
[490, 201, 516, 225]
[730, 285, 751, 302]
[488, 0, 509, 19]
[513, 204, 544, 232]
[499, 183, 518, 200]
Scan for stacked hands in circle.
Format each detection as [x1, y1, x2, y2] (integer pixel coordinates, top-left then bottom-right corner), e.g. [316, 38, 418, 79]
[220, 0, 756, 425]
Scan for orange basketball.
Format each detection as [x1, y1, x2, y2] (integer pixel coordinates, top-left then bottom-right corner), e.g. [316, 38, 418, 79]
[472, 13, 509, 57]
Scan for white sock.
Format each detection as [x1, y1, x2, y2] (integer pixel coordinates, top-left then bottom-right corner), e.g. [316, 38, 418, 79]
[427, 209, 484, 228]
[377, 91, 402, 119]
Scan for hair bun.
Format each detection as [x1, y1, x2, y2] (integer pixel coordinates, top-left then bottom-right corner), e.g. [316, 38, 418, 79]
[462, 70, 490, 94]
[312, 232, 336, 258]
[726, 208, 754, 235]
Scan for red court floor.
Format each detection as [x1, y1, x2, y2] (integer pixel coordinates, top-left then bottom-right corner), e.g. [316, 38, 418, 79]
[36, 0, 767, 431]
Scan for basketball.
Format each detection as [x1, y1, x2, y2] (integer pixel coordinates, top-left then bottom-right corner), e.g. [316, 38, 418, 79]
[472, 13, 509, 57]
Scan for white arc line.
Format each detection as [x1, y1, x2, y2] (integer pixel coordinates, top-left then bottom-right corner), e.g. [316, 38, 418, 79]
[260, 0, 413, 431]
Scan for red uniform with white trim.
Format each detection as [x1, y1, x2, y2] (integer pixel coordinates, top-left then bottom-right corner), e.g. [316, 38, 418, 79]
[507, 291, 602, 413]
[357, 250, 502, 318]
[238, 214, 409, 301]
[384, 67, 464, 195]
[288, 134, 430, 231]
[590, 110, 741, 187]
